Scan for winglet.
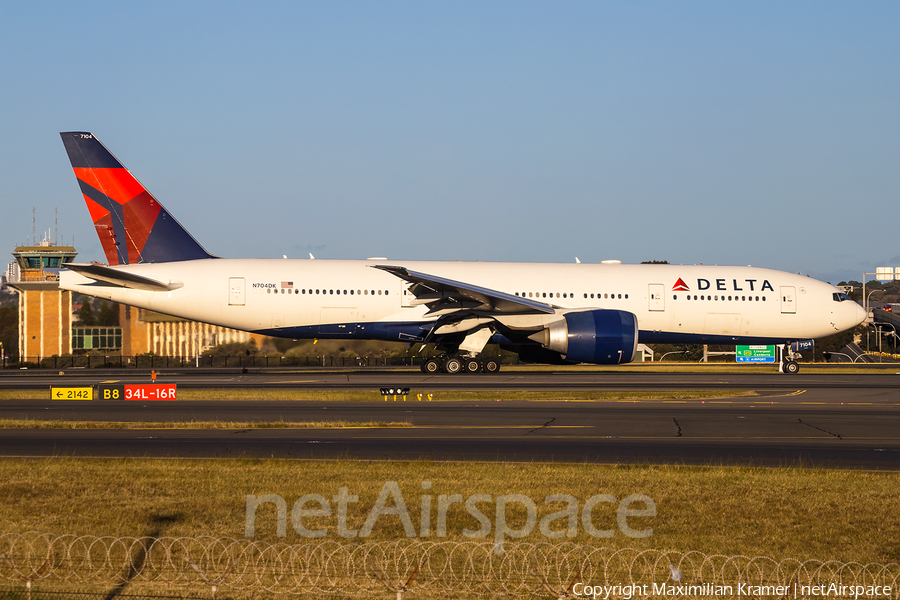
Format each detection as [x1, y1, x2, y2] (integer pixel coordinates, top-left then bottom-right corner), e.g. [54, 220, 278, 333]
[60, 132, 215, 265]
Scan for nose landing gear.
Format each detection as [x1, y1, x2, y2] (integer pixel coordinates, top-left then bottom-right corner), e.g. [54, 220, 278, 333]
[782, 359, 800, 374]
[778, 342, 808, 374]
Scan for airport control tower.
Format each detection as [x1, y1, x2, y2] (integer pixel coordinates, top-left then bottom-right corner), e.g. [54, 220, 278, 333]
[8, 236, 77, 360]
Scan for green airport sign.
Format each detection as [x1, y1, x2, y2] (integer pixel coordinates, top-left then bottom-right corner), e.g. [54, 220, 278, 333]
[736, 345, 776, 363]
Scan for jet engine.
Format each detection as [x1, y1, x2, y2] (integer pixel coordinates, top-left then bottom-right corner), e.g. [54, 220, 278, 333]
[529, 310, 639, 365]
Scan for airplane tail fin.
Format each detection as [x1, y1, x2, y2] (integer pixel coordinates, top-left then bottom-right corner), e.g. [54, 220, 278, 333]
[59, 132, 215, 265]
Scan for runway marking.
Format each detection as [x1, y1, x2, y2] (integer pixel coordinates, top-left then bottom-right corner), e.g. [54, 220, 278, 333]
[100, 380, 120, 384]
[752, 390, 807, 398]
[610, 436, 900, 440]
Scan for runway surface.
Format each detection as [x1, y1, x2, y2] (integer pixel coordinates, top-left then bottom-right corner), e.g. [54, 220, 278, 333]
[1, 369, 899, 468]
[3, 367, 900, 390]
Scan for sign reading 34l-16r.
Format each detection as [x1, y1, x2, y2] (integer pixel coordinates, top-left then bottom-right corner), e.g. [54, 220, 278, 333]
[99, 384, 177, 401]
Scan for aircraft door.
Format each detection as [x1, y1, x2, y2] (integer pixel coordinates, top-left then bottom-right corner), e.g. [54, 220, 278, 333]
[649, 284, 665, 311]
[780, 286, 796, 314]
[228, 278, 245, 306]
[401, 281, 416, 308]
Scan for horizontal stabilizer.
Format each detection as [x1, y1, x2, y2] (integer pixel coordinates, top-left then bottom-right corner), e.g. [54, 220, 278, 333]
[65, 264, 182, 291]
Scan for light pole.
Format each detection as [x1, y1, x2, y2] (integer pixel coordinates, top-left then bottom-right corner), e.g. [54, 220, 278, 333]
[867, 289, 884, 312]
[862, 272, 876, 314]
[864, 268, 898, 314]
[874, 323, 898, 359]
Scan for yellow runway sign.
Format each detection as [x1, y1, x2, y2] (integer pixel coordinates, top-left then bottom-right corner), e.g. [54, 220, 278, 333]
[50, 387, 93, 400]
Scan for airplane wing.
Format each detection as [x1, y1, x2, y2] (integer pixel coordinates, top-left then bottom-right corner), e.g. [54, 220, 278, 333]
[372, 265, 555, 315]
[65, 264, 183, 292]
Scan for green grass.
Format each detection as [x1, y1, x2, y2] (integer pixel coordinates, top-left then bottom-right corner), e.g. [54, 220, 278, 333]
[0, 458, 897, 563]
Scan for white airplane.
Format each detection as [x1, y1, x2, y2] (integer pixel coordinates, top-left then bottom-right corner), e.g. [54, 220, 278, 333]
[58, 132, 866, 374]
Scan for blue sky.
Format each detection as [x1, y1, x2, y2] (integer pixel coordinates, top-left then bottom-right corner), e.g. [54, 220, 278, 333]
[1, 1, 897, 284]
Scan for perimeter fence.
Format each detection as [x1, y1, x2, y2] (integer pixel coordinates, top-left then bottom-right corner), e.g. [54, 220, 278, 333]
[1, 533, 899, 599]
[1, 354, 444, 370]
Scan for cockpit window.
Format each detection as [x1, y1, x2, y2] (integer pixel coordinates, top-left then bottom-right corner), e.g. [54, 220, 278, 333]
[832, 292, 852, 302]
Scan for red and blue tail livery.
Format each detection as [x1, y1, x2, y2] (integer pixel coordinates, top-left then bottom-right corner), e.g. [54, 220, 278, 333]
[60, 132, 214, 265]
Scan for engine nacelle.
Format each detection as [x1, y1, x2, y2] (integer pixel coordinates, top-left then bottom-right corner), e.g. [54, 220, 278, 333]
[537, 310, 638, 365]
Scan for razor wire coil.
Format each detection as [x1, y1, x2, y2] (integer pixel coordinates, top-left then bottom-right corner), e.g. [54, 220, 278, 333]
[1, 532, 898, 598]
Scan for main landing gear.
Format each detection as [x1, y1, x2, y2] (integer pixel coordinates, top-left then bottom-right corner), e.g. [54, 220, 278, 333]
[421, 354, 501, 374]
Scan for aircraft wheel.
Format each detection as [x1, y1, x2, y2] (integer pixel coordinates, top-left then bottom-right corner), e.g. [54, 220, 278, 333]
[422, 358, 440, 374]
[783, 360, 800, 374]
[443, 356, 462, 374]
[483, 359, 501, 373]
[464, 358, 482, 373]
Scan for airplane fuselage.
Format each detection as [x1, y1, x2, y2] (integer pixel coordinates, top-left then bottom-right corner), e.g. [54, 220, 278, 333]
[60, 259, 866, 348]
